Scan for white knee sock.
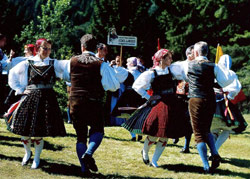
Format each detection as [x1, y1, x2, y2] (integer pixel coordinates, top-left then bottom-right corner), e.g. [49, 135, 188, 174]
[215, 130, 230, 151]
[31, 137, 44, 169]
[142, 136, 157, 160]
[21, 136, 32, 165]
[151, 138, 168, 167]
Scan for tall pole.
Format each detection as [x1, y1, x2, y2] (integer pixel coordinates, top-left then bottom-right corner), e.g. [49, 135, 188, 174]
[119, 45, 123, 66]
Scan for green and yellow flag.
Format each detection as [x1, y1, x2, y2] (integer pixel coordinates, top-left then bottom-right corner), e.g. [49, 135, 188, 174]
[215, 43, 223, 64]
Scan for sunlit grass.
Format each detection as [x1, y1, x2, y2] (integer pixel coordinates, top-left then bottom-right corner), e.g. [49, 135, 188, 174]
[0, 114, 249, 178]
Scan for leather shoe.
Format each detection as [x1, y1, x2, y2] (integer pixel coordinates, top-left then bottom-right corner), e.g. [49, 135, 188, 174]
[81, 153, 98, 172]
[211, 154, 221, 171]
[137, 135, 142, 141]
[180, 148, 190, 153]
[173, 138, 179, 144]
[141, 150, 149, 165]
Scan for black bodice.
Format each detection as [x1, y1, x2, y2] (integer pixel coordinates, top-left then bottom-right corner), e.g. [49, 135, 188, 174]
[28, 60, 56, 85]
[151, 69, 176, 97]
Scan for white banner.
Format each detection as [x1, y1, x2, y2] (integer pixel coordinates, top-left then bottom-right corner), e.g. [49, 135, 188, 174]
[107, 35, 137, 47]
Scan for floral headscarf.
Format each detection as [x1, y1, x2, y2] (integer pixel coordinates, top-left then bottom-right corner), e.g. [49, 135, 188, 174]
[152, 49, 169, 68]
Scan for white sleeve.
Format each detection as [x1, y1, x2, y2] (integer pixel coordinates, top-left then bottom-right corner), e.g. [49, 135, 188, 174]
[100, 62, 120, 91]
[112, 65, 128, 83]
[214, 64, 238, 88]
[223, 76, 242, 100]
[132, 71, 154, 100]
[54, 59, 70, 81]
[170, 61, 188, 81]
[8, 61, 28, 95]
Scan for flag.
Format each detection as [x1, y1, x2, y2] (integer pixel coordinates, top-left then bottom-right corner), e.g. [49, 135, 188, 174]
[215, 43, 223, 64]
[157, 38, 160, 50]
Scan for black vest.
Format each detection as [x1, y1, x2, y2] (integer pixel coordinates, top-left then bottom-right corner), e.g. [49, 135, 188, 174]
[187, 59, 215, 99]
[70, 53, 104, 99]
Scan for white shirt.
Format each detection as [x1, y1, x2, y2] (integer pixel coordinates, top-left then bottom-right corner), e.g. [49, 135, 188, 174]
[9, 55, 70, 95]
[133, 57, 241, 100]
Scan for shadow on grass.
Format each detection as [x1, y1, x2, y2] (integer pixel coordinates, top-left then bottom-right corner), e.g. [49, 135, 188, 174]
[41, 160, 164, 178]
[0, 153, 23, 161]
[222, 157, 250, 169]
[104, 135, 133, 142]
[65, 133, 77, 137]
[0, 136, 64, 151]
[161, 163, 250, 178]
[0, 135, 20, 141]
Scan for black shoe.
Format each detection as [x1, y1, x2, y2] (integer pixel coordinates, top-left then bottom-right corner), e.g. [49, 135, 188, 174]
[211, 154, 221, 171]
[81, 154, 98, 172]
[137, 135, 142, 141]
[173, 138, 179, 144]
[141, 150, 149, 165]
[180, 148, 190, 153]
[131, 137, 136, 141]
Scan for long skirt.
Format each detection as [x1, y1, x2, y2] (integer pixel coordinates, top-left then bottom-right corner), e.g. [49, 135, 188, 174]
[122, 97, 190, 138]
[7, 89, 66, 137]
[212, 94, 248, 133]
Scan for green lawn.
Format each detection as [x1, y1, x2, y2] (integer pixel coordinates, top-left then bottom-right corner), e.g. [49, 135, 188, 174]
[0, 115, 250, 179]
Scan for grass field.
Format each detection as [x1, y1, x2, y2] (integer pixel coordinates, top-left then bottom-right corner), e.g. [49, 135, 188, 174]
[0, 114, 250, 179]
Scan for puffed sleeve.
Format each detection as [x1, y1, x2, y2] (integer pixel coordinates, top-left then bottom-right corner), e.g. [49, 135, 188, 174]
[100, 62, 120, 91]
[170, 61, 188, 81]
[223, 76, 242, 100]
[132, 70, 154, 100]
[8, 61, 29, 95]
[112, 65, 128, 83]
[214, 64, 238, 88]
[54, 59, 70, 81]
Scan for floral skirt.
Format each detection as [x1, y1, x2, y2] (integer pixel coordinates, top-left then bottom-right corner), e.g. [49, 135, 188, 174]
[6, 89, 66, 137]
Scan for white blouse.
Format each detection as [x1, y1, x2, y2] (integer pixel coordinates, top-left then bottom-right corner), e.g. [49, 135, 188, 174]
[127, 66, 141, 80]
[9, 55, 70, 95]
[133, 57, 241, 100]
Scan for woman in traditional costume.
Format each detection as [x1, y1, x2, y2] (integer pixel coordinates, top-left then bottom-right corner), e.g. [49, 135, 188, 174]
[122, 49, 189, 167]
[211, 54, 247, 152]
[7, 38, 70, 169]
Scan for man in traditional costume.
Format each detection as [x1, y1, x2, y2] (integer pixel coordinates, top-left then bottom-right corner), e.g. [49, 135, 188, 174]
[186, 41, 240, 173]
[69, 34, 121, 176]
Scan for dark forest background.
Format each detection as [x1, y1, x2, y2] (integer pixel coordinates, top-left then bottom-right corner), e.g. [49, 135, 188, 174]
[1, 0, 249, 113]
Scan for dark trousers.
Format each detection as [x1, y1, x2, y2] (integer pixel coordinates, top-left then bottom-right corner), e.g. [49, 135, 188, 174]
[70, 96, 104, 143]
[189, 97, 216, 143]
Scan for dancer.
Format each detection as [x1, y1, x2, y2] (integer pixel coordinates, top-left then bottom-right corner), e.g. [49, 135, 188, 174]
[113, 57, 146, 140]
[69, 34, 121, 176]
[123, 49, 189, 167]
[211, 54, 246, 152]
[184, 41, 240, 173]
[8, 38, 70, 169]
[176, 45, 194, 153]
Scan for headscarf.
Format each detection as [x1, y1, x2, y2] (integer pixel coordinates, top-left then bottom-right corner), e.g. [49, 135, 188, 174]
[35, 38, 47, 52]
[127, 57, 138, 67]
[24, 44, 36, 56]
[152, 49, 169, 68]
[218, 54, 232, 70]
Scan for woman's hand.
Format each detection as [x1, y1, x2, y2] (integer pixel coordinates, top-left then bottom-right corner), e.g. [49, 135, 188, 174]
[148, 95, 161, 106]
[148, 95, 161, 102]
